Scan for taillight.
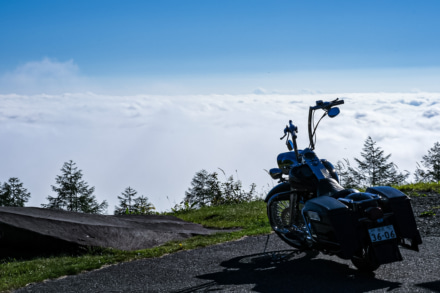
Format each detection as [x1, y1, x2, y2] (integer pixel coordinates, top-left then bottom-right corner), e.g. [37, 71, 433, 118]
[365, 206, 384, 221]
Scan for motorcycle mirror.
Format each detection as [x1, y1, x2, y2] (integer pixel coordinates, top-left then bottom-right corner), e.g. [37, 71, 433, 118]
[269, 168, 283, 180]
[328, 107, 340, 118]
[287, 140, 294, 151]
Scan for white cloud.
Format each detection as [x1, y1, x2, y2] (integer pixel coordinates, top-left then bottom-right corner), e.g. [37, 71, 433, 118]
[1, 91, 440, 213]
[423, 110, 439, 118]
[13, 58, 79, 78]
[0, 58, 90, 94]
[2, 59, 440, 212]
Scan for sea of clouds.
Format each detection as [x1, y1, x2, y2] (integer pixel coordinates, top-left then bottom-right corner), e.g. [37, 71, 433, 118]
[1, 91, 439, 213]
[1, 58, 439, 213]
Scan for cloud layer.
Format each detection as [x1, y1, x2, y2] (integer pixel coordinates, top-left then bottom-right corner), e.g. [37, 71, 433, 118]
[1, 91, 439, 212]
[3, 58, 440, 95]
[0, 58, 90, 94]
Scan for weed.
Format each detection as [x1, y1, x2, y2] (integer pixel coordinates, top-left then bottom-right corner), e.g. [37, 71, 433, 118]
[420, 210, 436, 217]
[396, 182, 440, 194]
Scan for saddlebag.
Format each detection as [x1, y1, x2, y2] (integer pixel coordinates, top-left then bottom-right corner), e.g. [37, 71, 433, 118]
[303, 196, 358, 258]
[366, 186, 422, 250]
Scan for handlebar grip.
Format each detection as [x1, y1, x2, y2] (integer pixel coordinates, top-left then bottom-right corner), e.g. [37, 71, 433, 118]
[332, 99, 344, 106]
[312, 99, 344, 110]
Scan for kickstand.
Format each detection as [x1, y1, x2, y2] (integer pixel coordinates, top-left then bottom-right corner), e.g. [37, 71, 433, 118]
[263, 233, 271, 254]
[263, 233, 303, 262]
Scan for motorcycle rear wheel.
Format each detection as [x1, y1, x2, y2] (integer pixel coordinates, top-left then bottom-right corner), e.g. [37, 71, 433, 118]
[351, 245, 380, 272]
[267, 198, 306, 249]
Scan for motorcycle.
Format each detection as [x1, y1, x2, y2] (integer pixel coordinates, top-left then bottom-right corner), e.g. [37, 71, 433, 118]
[265, 98, 422, 271]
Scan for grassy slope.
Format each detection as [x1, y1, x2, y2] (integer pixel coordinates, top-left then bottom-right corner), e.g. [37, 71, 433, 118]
[0, 201, 270, 292]
[394, 182, 440, 194]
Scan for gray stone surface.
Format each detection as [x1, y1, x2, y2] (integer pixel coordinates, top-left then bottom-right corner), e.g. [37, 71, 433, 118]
[0, 207, 215, 251]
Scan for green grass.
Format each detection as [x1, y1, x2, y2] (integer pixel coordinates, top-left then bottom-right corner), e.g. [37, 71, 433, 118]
[394, 182, 440, 195]
[420, 210, 436, 217]
[0, 200, 271, 292]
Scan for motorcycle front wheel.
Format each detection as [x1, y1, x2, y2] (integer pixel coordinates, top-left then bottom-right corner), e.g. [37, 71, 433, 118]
[267, 196, 306, 249]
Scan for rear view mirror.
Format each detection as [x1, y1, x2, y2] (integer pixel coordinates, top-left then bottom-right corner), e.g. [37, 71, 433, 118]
[269, 168, 283, 180]
[328, 107, 340, 118]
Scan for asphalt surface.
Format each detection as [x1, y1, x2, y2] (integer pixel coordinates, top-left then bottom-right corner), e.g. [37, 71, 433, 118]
[16, 235, 440, 293]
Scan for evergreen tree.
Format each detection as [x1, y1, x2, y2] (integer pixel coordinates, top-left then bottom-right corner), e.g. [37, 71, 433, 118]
[348, 137, 409, 188]
[133, 195, 156, 215]
[184, 170, 222, 207]
[115, 186, 136, 214]
[414, 142, 440, 183]
[114, 187, 155, 215]
[0, 177, 31, 207]
[184, 169, 257, 207]
[115, 186, 137, 214]
[42, 160, 108, 214]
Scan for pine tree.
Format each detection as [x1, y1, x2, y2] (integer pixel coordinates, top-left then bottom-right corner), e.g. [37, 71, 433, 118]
[0, 177, 31, 207]
[42, 160, 108, 214]
[114, 187, 155, 215]
[133, 195, 156, 215]
[184, 170, 222, 207]
[348, 137, 409, 188]
[115, 186, 137, 215]
[414, 142, 440, 183]
[184, 169, 257, 207]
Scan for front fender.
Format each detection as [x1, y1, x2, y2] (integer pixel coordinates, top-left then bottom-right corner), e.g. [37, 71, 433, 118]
[264, 182, 290, 202]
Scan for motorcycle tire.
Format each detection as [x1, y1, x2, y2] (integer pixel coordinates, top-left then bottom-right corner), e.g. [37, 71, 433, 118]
[351, 245, 380, 272]
[267, 197, 306, 250]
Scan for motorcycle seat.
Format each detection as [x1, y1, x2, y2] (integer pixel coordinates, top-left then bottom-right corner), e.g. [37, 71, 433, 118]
[331, 188, 359, 199]
[317, 178, 359, 198]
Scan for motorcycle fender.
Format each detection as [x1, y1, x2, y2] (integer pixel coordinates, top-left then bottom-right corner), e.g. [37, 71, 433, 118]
[371, 241, 403, 265]
[366, 186, 422, 250]
[264, 182, 290, 202]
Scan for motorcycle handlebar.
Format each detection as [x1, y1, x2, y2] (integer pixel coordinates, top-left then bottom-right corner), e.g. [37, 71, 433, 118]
[311, 98, 344, 110]
[281, 98, 344, 151]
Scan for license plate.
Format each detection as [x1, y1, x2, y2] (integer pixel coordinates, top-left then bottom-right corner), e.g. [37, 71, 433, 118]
[368, 225, 397, 243]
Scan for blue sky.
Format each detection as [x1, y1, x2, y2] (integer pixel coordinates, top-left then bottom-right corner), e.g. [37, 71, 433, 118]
[1, 1, 440, 88]
[1, 1, 440, 213]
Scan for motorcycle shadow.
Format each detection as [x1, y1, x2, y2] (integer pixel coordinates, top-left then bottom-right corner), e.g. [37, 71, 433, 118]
[192, 249, 402, 292]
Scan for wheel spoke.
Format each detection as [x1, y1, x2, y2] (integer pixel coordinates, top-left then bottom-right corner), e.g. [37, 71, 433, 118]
[268, 195, 307, 249]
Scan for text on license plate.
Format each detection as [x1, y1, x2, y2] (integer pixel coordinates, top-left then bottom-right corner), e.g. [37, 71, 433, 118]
[368, 225, 397, 242]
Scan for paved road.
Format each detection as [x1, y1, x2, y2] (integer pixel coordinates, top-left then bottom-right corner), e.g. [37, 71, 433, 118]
[16, 235, 440, 293]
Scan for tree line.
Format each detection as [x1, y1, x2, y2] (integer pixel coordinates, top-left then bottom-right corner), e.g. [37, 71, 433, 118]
[336, 137, 440, 189]
[1, 138, 440, 214]
[0, 160, 156, 215]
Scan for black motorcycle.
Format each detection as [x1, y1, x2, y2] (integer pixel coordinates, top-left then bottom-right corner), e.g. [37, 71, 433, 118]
[265, 98, 422, 271]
